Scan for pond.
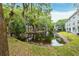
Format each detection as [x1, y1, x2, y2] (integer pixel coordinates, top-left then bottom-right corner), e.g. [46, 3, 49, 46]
[51, 39, 64, 46]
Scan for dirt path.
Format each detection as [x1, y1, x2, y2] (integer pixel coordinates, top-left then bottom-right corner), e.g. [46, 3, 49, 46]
[56, 33, 69, 43]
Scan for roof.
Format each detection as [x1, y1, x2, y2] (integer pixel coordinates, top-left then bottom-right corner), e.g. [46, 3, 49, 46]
[66, 10, 79, 22]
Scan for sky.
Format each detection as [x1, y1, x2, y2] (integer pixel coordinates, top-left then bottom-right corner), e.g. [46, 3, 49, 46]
[51, 3, 77, 22]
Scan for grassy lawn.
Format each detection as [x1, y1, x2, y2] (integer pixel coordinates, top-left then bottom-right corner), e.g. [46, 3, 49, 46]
[8, 32, 79, 56]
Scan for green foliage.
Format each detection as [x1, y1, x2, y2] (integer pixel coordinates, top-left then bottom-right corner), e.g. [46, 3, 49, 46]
[59, 32, 79, 42]
[3, 4, 10, 25]
[23, 3, 54, 42]
[9, 15, 26, 39]
[45, 32, 53, 43]
[24, 3, 53, 29]
[55, 19, 66, 31]
[3, 3, 54, 43]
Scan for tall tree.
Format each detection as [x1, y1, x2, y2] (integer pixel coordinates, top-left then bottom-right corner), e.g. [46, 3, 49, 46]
[0, 3, 9, 56]
[55, 19, 66, 31]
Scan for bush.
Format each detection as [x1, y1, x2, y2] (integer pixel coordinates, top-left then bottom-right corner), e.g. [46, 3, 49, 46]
[9, 15, 26, 40]
[44, 31, 53, 43]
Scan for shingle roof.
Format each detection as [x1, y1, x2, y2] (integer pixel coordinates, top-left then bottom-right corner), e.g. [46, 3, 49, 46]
[66, 10, 79, 22]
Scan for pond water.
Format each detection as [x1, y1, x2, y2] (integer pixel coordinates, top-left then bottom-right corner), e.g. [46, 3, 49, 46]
[51, 39, 64, 46]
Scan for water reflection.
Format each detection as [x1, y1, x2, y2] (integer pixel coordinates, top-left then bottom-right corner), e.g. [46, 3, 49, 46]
[51, 39, 64, 46]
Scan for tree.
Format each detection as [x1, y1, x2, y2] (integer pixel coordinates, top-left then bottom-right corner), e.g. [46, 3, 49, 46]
[24, 3, 54, 42]
[4, 3, 54, 43]
[3, 3, 16, 37]
[24, 3, 53, 43]
[9, 15, 26, 40]
[0, 3, 9, 56]
[55, 19, 66, 31]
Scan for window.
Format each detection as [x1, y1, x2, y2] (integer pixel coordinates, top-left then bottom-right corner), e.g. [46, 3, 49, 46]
[66, 28, 68, 31]
[73, 23, 75, 25]
[73, 27, 76, 32]
[78, 26, 79, 32]
[78, 20, 79, 24]
[69, 28, 71, 32]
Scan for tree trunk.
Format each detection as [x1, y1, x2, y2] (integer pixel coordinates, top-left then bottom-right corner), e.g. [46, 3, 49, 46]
[0, 3, 9, 56]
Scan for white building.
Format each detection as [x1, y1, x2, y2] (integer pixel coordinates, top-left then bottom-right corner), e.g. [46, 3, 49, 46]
[65, 10, 79, 35]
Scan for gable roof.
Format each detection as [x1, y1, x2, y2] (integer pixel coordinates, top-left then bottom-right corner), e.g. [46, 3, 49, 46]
[66, 10, 79, 22]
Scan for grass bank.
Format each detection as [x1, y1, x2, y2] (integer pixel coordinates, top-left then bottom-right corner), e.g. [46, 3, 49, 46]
[8, 32, 79, 56]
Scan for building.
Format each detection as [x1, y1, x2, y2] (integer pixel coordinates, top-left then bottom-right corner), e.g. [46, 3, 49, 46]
[65, 10, 79, 35]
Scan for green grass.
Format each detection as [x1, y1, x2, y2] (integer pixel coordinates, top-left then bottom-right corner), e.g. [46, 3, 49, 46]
[8, 32, 79, 56]
[59, 32, 79, 46]
[8, 37, 57, 56]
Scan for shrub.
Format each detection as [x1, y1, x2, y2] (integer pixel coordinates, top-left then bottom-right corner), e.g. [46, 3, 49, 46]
[9, 15, 26, 40]
[44, 31, 53, 43]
